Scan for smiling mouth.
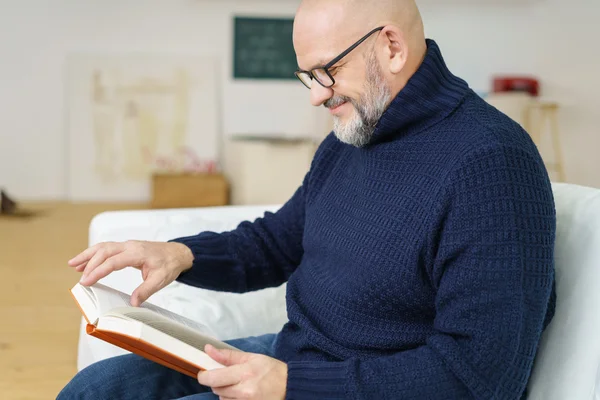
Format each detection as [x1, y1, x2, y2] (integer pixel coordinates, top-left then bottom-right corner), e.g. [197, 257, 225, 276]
[328, 101, 347, 113]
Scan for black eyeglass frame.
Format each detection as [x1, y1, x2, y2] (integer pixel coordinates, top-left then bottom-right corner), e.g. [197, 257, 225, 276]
[294, 26, 385, 89]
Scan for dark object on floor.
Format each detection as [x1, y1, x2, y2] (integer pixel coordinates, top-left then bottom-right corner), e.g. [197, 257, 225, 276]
[0, 190, 40, 218]
[1, 189, 17, 215]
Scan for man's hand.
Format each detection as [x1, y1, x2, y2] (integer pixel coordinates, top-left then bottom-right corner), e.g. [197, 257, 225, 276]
[68, 240, 194, 306]
[198, 344, 287, 400]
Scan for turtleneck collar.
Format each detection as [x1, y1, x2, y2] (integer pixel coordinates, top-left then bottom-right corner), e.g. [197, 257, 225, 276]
[370, 39, 470, 144]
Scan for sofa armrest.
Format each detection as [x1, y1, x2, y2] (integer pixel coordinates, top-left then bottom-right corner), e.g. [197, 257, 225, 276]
[77, 204, 288, 371]
[86, 204, 281, 292]
[89, 204, 282, 245]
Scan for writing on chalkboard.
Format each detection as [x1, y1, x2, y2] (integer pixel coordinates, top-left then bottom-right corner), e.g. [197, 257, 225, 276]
[233, 16, 298, 80]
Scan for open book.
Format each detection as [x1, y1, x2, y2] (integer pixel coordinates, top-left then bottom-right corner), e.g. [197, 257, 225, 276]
[70, 282, 237, 378]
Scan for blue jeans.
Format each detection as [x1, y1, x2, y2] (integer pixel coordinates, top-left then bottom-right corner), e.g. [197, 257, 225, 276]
[57, 333, 278, 400]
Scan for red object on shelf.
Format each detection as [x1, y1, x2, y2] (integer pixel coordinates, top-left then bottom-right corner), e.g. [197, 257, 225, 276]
[493, 76, 540, 97]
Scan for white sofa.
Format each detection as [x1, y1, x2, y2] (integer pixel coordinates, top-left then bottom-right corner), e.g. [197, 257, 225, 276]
[77, 183, 600, 399]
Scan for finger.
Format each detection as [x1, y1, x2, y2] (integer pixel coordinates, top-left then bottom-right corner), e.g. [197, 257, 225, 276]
[80, 252, 140, 286]
[212, 385, 240, 398]
[213, 384, 256, 399]
[204, 344, 227, 364]
[80, 244, 124, 282]
[130, 273, 165, 307]
[74, 262, 87, 272]
[197, 365, 245, 388]
[68, 244, 102, 266]
[205, 345, 250, 367]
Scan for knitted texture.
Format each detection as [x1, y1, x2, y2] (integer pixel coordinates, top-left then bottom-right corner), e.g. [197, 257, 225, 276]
[173, 39, 556, 399]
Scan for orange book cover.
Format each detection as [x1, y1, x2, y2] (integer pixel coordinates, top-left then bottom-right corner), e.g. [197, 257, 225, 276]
[86, 324, 203, 378]
[70, 287, 215, 378]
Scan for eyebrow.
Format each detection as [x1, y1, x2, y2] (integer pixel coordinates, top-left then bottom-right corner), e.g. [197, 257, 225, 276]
[303, 59, 331, 71]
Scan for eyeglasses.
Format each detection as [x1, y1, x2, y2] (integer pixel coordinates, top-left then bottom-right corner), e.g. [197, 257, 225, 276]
[294, 26, 384, 90]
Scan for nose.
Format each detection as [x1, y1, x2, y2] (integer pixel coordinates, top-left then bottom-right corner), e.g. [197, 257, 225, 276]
[309, 82, 333, 107]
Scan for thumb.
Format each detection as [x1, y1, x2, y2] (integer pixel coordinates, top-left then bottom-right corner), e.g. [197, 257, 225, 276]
[130, 274, 161, 307]
[205, 344, 250, 366]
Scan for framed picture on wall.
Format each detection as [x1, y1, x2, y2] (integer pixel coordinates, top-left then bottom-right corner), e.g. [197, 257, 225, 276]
[233, 16, 296, 80]
[65, 54, 221, 202]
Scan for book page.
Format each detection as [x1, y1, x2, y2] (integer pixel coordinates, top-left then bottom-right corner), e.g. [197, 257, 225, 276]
[71, 283, 101, 324]
[87, 283, 226, 347]
[107, 308, 236, 351]
[139, 302, 216, 337]
[88, 283, 134, 316]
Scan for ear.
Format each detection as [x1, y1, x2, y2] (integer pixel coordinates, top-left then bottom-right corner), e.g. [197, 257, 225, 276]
[380, 26, 408, 75]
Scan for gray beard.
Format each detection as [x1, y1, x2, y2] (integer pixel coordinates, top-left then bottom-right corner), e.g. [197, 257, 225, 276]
[327, 51, 392, 148]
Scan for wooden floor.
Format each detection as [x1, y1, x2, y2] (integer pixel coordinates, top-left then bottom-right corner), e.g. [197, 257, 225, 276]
[0, 202, 145, 399]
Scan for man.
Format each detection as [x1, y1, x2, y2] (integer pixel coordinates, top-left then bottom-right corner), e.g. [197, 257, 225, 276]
[58, 0, 556, 398]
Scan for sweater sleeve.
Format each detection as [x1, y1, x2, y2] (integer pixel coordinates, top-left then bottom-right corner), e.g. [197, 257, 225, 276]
[170, 174, 307, 293]
[285, 145, 556, 399]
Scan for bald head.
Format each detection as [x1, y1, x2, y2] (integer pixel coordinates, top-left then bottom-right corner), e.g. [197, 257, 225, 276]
[294, 0, 425, 72]
[293, 0, 427, 147]
[297, 0, 423, 37]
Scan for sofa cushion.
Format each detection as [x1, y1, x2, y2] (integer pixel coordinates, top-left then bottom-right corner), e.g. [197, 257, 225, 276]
[78, 205, 288, 370]
[526, 183, 600, 399]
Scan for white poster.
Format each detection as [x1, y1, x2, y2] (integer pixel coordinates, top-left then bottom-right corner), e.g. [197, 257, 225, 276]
[66, 54, 220, 201]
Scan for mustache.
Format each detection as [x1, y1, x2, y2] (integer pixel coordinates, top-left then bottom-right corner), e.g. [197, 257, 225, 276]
[324, 96, 353, 109]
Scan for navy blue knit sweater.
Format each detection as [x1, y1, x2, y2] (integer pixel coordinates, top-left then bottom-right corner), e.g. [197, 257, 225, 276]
[173, 39, 556, 399]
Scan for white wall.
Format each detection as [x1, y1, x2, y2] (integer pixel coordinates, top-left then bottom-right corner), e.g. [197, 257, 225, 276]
[0, 0, 598, 200]
[419, 0, 600, 187]
[0, 0, 328, 200]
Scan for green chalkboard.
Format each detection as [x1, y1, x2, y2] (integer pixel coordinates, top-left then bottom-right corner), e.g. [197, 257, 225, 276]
[233, 16, 298, 80]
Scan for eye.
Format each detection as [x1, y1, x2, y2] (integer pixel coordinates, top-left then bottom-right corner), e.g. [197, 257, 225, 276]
[327, 62, 347, 77]
[328, 66, 341, 76]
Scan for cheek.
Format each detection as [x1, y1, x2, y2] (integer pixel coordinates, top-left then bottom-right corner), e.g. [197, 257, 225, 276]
[331, 72, 363, 100]
[334, 65, 368, 98]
